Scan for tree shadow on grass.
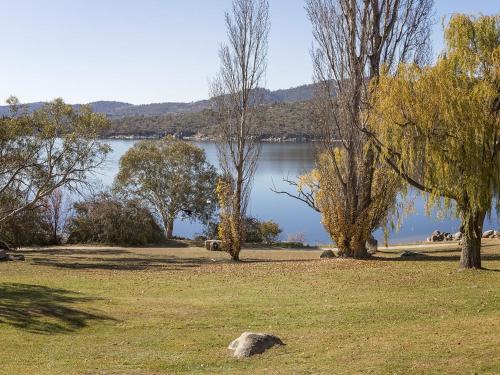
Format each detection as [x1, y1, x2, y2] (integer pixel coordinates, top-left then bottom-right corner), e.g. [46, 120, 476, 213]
[0, 283, 116, 334]
[20, 248, 131, 256]
[31, 255, 217, 271]
[372, 253, 500, 272]
[29, 253, 319, 271]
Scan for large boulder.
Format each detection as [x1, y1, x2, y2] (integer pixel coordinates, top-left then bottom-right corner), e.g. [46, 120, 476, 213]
[482, 230, 494, 238]
[228, 332, 284, 358]
[320, 249, 336, 259]
[453, 232, 462, 241]
[494, 230, 500, 238]
[0, 249, 8, 262]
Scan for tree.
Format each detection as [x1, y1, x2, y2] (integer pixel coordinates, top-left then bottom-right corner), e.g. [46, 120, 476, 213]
[259, 220, 282, 244]
[210, 0, 270, 260]
[114, 138, 218, 239]
[276, 0, 433, 258]
[0, 98, 110, 232]
[370, 14, 500, 269]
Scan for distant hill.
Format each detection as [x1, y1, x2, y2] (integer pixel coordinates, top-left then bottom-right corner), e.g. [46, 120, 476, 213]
[106, 101, 317, 141]
[0, 83, 315, 118]
[0, 83, 321, 140]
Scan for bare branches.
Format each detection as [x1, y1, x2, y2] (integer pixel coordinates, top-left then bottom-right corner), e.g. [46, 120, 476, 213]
[300, 0, 434, 256]
[271, 176, 321, 213]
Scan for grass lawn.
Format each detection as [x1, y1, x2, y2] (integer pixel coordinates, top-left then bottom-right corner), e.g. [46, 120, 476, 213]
[0, 240, 499, 374]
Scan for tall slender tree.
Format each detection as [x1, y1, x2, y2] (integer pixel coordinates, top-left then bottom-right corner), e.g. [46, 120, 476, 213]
[210, 0, 270, 260]
[280, 0, 433, 258]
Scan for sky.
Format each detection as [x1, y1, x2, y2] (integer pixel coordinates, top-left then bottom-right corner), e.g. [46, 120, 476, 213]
[1, 0, 498, 105]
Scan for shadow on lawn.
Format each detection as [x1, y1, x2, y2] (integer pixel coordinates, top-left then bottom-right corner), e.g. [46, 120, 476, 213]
[20, 248, 131, 256]
[0, 283, 116, 334]
[29, 252, 318, 271]
[373, 251, 500, 263]
[31, 255, 217, 271]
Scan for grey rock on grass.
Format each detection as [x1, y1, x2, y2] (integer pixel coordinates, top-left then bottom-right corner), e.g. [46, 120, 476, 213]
[228, 332, 284, 358]
[482, 230, 494, 238]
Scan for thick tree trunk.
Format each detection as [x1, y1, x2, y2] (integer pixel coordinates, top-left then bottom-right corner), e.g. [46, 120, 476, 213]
[351, 238, 369, 259]
[459, 209, 485, 269]
[337, 236, 369, 259]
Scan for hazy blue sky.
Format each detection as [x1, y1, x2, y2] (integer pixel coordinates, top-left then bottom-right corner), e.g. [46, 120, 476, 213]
[1, 0, 498, 104]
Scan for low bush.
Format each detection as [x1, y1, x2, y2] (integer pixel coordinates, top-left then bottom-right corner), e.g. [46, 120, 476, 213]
[66, 193, 164, 246]
[0, 194, 53, 248]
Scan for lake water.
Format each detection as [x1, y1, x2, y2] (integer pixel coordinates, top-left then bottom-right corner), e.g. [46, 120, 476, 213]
[95, 140, 498, 245]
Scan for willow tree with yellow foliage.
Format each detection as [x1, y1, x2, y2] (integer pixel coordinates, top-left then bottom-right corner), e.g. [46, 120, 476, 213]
[370, 14, 500, 269]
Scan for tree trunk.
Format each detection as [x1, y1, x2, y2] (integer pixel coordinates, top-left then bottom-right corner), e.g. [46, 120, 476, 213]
[351, 238, 369, 259]
[337, 236, 369, 259]
[230, 198, 242, 261]
[459, 208, 485, 269]
[230, 244, 240, 261]
[165, 219, 174, 240]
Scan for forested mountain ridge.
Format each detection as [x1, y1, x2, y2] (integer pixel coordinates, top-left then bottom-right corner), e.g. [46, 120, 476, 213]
[0, 83, 315, 118]
[107, 101, 315, 141]
[0, 84, 318, 140]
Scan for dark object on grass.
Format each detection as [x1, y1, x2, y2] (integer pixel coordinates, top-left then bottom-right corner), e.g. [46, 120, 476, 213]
[320, 249, 336, 259]
[228, 332, 285, 358]
[400, 251, 426, 258]
[205, 240, 222, 251]
[0, 250, 25, 261]
[8, 254, 25, 261]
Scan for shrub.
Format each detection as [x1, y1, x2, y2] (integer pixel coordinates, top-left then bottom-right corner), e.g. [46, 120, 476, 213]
[259, 220, 282, 244]
[66, 193, 164, 246]
[244, 217, 263, 243]
[0, 194, 53, 247]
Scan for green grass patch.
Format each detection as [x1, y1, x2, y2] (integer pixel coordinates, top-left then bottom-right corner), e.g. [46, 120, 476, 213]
[0, 241, 499, 374]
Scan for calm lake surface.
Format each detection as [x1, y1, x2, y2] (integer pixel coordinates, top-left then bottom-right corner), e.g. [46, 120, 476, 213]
[95, 140, 498, 245]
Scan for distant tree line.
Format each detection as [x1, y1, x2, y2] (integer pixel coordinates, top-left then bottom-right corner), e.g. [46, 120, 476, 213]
[105, 102, 315, 141]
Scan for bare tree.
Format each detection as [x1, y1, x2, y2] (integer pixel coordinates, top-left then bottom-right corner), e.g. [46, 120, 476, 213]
[277, 0, 433, 258]
[210, 0, 270, 261]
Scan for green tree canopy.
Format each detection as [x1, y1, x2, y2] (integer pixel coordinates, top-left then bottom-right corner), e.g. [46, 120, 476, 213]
[0, 98, 110, 230]
[370, 14, 500, 269]
[114, 138, 218, 239]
